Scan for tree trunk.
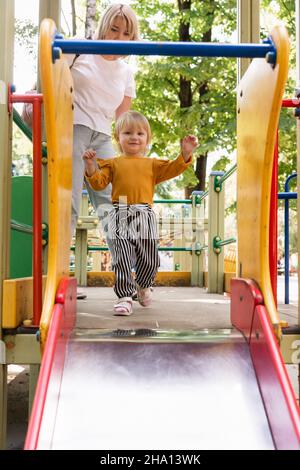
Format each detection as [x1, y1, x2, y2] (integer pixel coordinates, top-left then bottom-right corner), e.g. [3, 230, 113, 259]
[185, 153, 207, 198]
[177, 1, 214, 195]
[181, 0, 215, 195]
[178, 1, 194, 196]
[85, 0, 97, 39]
[71, 0, 76, 36]
[193, 50, 212, 194]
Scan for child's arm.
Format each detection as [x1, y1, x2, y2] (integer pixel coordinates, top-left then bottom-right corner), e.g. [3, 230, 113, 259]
[154, 135, 198, 184]
[83, 149, 97, 177]
[181, 135, 198, 162]
[83, 149, 112, 190]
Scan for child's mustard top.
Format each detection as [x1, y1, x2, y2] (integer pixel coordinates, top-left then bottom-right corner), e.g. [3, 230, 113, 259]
[85, 154, 192, 205]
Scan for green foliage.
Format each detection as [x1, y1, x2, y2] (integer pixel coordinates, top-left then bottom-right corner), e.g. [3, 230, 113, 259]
[12, 125, 33, 176]
[131, 0, 237, 196]
[15, 19, 38, 60]
[130, 0, 298, 201]
[261, 0, 297, 186]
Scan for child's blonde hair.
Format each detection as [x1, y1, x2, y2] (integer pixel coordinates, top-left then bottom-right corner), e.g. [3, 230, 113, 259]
[114, 111, 152, 153]
[95, 4, 139, 41]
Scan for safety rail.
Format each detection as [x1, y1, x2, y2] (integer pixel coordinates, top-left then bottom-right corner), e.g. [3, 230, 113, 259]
[72, 246, 195, 252]
[52, 37, 277, 63]
[8, 87, 44, 326]
[74, 194, 205, 287]
[154, 199, 192, 204]
[274, 98, 300, 304]
[11, 219, 34, 235]
[213, 236, 236, 252]
[278, 173, 297, 304]
[215, 164, 237, 191]
[13, 108, 47, 158]
[74, 163, 238, 292]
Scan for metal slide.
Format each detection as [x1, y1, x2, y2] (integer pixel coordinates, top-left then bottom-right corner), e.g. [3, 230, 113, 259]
[25, 21, 299, 451]
[35, 329, 274, 450]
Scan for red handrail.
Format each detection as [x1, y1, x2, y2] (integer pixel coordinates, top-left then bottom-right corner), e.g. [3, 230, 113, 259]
[269, 99, 299, 305]
[269, 131, 278, 303]
[282, 98, 300, 108]
[9, 88, 43, 326]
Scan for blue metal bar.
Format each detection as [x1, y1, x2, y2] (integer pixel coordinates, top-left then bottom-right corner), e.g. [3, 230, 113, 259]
[282, 173, 297, 304]
[278, 192, 297, 199]
[70, 246, 193, 252]
[53, 38, 276, 61]
[154, 199, 192, 204]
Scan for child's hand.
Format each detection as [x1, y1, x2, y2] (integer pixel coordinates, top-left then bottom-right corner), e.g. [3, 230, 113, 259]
[181, 135, 198, 161]
[83, 149, 97, 176]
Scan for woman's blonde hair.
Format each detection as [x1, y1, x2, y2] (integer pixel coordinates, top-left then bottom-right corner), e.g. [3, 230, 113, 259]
[95, 4, 139, 41]
[114, 111, 152, 153]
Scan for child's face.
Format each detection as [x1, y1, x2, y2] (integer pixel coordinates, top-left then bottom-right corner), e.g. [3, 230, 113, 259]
[118, 125, 148, 157]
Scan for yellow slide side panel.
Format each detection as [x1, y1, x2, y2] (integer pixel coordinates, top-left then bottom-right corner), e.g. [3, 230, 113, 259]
[2, 276, 47, 328]
[39, 19, 74, 349]
[237, 25, 289, 334]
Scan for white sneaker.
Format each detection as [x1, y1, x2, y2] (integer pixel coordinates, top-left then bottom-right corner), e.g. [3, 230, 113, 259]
[113, 297, 133, 316]
[137, 286, 152, 307]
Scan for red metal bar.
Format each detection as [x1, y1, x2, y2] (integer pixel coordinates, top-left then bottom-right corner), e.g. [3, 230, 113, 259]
[231, 278, 300, 449]
[24, 278, 77, 450]
[269, 130, 278, 304]
[282, 98, 300, 108]
[251, 305, 300, 449]
[230, 277, 263, 343]
[24, 303, 64, 449]
[32, 98, 43, 326]
[9, 91, 43, 325]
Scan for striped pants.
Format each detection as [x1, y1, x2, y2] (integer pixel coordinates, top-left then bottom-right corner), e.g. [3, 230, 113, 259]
[109, 204, 160, 299]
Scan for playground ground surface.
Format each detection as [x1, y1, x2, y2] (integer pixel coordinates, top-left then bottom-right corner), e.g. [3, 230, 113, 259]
[5, 276, 299, 450]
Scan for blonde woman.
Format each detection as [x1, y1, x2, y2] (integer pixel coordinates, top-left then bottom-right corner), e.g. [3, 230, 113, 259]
[83, 111, 198, 315]
[66, 4, 139, 240]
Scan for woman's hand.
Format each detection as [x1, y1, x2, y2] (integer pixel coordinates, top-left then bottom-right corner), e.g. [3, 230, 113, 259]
[82, 149, 97, 176]
[181, 135, 198, 162]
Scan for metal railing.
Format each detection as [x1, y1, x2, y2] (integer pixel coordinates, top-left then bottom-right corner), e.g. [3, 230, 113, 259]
[278, 173, 297, 304]
[53, 37, 276, 62]
[74, 164, 238, 292]
[9, 89, 44, 325]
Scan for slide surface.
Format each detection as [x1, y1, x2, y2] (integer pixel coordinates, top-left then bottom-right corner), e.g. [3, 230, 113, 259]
[36, 330, 274, 450]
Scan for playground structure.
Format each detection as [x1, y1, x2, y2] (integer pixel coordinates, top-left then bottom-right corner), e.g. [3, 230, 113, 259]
[0, 0, 300, 450]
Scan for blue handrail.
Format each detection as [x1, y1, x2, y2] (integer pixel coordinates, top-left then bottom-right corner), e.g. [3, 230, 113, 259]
[278, 173, 297, 304]
[52, 37, 276, 63]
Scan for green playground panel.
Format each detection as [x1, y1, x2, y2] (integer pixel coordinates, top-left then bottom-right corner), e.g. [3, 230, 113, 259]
[10, 175, 33, 278]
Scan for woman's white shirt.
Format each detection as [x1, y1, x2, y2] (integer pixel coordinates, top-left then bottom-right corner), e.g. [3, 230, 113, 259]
[66, 53, 136, 135]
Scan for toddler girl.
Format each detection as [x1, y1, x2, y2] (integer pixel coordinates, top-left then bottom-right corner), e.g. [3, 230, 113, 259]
[83, 111, 198, 315]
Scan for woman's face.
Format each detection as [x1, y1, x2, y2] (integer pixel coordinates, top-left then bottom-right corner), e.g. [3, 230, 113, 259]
[102, 16, 132, 60]
[105, 16, 132, 41]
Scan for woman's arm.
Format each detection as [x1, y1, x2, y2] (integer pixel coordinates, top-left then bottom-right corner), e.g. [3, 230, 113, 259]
[115, 96, 132, 120]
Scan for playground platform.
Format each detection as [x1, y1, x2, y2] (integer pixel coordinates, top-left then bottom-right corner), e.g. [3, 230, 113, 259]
[76, 286, 298, 331]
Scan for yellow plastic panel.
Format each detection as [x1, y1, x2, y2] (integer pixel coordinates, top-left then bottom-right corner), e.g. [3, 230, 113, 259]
[2, 276, 47, 328]
[39, 19, 74, 348]
[237, 25, 289, 336]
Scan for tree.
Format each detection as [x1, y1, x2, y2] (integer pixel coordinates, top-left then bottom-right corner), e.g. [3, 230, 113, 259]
[131, 0, 237, 198]
[85, 0, 97, 39]
[71, 0, 77, 36]
[15, 19, 38, 63]
[261, 0, 297, 189]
